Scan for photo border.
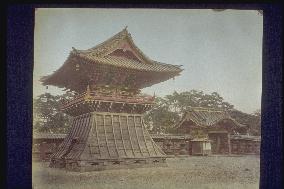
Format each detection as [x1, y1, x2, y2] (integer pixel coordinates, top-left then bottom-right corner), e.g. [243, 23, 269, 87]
[5, 4, 283, 189]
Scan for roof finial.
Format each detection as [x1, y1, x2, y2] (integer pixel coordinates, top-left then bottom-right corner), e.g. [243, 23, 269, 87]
[72, 47, 78, 54]
[122, 26, 129, 37]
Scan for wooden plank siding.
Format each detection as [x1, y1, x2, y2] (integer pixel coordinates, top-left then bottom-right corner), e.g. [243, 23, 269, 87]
[48, 112, 166, 167]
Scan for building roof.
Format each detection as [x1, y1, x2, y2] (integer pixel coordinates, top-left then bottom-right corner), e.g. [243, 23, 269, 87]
[41, 27, 183, 92]
[73, 55, 182, 73]
[72, 27, 182, 72]
[176, 107, 247, 129]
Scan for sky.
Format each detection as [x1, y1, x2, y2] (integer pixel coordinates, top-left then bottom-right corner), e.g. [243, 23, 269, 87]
[34, 8, 263, 114]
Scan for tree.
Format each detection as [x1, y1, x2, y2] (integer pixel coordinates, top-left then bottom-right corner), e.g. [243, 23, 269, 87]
[167, 90, 233, 112]
[164, 90, 234, 114]
[33, 92, 74, 133]
[33, 90, 260, 136]
[144, 90, 235, 134]
[144, 97, 180, 134]
[229, 109, 261, 136]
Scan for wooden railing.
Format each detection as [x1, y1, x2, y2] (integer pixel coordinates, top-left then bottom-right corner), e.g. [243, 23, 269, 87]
[60, 92, 155, 109]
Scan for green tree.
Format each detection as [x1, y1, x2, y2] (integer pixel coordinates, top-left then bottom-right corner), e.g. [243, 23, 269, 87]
[144, 97, 180, 134]
[229, 109, 261, 136]
[33, 92, 73, 133]
[144, 90, 234, 134]
[165, 90, 234, 114]
[33, 90, 260, 136]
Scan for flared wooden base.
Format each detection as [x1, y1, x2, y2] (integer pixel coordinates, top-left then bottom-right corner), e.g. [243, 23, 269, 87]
[49, 111, 166, 171]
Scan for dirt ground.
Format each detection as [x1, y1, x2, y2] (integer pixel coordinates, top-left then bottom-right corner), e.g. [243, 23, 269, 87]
[32, 155, 260, 189]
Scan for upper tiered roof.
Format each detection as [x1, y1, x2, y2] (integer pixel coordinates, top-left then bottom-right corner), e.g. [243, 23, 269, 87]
[41, 27, 183, 93]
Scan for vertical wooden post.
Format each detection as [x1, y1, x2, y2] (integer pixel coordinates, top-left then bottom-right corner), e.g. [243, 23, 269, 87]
[93, 113, 101, 158]
[172, 141, 175, 155]
[111, 114, 119, 157]
[126, 115, 136, 157]
[118, 114, 127, 157]
[202, 141, 204, 156]
[227, 133, 231, 155]
[216, 136, 221, 154]
[133, 116, 143, 157]
[102, 114, 111, 158]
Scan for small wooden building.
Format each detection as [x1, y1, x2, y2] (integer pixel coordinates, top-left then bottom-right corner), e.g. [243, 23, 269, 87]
[175, 107, 248, 154]
[190, 138, 212, 156]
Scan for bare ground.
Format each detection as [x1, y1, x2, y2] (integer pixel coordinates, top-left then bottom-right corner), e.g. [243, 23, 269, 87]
[32, 155, 260, 189]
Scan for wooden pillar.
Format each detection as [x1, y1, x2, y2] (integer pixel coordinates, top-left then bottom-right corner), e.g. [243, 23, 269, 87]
[111, 115, 119, 157]
[118, 114, 127, 157]
[202, 141, 205, 156]
[102, 114, 111, 158]
[40, 142, 47, 160]
[93, 113, 102, 158]
[227, 133, 231, 155]
[126, 115, 136, 157]
[216, 136, 221, 154]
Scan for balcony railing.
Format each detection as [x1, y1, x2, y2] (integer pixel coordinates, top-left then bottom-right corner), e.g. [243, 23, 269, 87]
[60, 91, 155, 109]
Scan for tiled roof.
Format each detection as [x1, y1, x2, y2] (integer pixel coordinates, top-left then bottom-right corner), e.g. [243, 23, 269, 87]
[75, 54, 182, 73]
[176, 107, 246, 128]
[74, 27, 152, 62]
[41, 28, 183, 91]
[70, 28, 182, 73]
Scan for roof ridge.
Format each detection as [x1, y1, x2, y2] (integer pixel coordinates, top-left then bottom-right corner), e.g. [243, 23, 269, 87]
[78, 55, 182, 72]
[71, 27, 155, 65]
[40, 28, 184, 90]
[123, 31, 153, 63]
[72, 27, 129, 54]
[187, 106, 225, 112]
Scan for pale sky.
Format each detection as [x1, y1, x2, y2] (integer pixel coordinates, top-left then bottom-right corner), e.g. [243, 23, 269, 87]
[34, 8, 263, 114]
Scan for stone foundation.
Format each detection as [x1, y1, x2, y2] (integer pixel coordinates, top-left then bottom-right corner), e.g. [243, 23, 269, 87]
[50, 157, 167, 172]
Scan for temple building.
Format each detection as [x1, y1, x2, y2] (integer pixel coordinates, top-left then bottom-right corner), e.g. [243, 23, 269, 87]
[175, 107, 248, 154]
[40, 27, 183, 171]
